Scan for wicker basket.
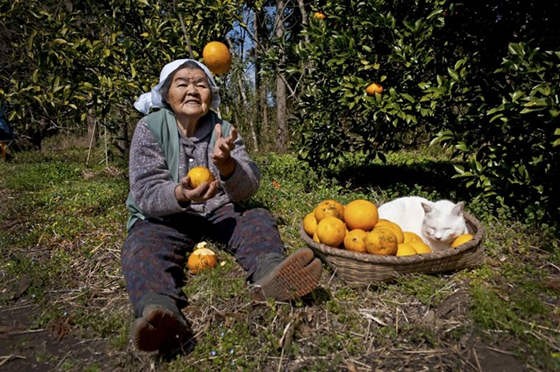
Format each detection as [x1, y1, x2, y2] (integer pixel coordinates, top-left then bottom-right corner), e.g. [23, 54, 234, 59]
[300, 212, 485, 287]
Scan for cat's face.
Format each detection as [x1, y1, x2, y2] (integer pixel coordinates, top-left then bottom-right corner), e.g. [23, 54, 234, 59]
[421, 200, 467, 243]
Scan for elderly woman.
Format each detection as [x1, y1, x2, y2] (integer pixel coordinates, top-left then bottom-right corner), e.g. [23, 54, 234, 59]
[122, 59, 322, 353]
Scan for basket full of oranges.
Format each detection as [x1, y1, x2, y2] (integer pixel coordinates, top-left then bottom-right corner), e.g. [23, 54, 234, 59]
[300, 199, 485, 287]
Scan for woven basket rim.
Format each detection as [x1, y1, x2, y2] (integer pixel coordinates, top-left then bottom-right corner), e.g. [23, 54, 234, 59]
[300, 211, 485, 266]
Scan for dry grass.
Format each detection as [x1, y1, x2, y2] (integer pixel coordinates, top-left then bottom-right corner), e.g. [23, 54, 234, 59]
[0, 149, 559, 371]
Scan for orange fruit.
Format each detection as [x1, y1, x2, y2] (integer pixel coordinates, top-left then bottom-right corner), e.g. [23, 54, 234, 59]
[316, 216, 346, 247]
[365, 227, 398, 255]
[187, 166, 215, 188]
[314, 199, 345, 222]
[313, 11, 326, 20]
[408, 240, 432, 254]
[451, 233, 474, 248]
[187, 247, 218, 274]
[396, 243, 417, 257]
[366, 83, 383, 95]
[343, 199, 378, 231]
[202, 41, 232, 75]
[303, 212, 318, 237]
[313, 232, 320, 243]
[403, 231, 423, 244]
[375, 219, 404, 244]
[343, 229, 368, 253]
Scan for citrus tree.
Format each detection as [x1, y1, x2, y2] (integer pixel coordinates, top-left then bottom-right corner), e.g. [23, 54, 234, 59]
[293, 0, 448, 169]
[0, 0, 242, 151]
[293, 0, 560, 225]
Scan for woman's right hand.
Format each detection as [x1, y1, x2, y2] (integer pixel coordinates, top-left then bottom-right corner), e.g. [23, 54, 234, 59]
[175, 175, 218, 203]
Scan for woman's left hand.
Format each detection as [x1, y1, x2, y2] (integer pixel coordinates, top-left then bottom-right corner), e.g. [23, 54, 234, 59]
[212, 123, 238, 177]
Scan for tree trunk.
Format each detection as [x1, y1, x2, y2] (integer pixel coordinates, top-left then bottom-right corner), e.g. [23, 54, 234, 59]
[275, 0, 288, 152]
[297, 0, 310, 44]
[254, 7, 267, 151]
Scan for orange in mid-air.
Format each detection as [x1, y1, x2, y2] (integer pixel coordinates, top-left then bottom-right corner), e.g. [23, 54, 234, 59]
[202, 41, 232, 75]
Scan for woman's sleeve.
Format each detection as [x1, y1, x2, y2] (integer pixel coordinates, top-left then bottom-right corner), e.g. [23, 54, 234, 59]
[128, 121, 185, 217]
[219, 133, 261, 202]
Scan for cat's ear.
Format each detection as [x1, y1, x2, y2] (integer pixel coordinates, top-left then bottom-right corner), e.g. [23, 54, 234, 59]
[421, 201, 433, 214]
[453, 201, 465, 215]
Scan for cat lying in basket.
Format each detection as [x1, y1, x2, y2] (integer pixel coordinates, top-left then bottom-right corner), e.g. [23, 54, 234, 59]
[378, 196, 468, 252]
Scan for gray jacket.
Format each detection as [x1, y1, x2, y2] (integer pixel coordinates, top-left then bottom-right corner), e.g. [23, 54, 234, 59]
[126, 108, 260, 230]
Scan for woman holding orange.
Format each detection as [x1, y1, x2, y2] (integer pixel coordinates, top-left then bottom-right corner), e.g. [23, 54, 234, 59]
[122, 59, 322, 354]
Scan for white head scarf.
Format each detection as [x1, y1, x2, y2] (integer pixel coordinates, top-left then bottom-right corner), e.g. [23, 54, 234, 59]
[133, 59, 221, 114]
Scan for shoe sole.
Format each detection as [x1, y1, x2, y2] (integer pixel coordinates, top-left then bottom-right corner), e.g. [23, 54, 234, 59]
[132, 305, 189, 352]
[252, 247, 322, 301]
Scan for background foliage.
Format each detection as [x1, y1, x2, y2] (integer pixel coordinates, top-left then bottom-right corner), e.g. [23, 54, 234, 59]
[293, 0, 560, 225]
[1, 0, 559, 226]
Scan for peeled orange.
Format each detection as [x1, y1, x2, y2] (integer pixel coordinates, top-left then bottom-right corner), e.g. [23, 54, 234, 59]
[408, 240, 432, 254]
[187, 246, 218, 274]
[451, 233, 474, 248]
[396, 243, 417, 257]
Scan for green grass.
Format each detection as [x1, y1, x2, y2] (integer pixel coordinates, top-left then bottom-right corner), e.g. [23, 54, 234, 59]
[0, 144, 559, 371]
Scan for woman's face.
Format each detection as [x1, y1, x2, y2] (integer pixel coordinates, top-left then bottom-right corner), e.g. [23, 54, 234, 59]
[165, 67, 212, 122]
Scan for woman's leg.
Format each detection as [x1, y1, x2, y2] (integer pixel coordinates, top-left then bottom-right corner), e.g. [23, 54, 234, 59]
[121, 217, 203, 352]
[206, 204, 285, 278]
[207, 204, 322, 300]
[121, 219, 197, 316]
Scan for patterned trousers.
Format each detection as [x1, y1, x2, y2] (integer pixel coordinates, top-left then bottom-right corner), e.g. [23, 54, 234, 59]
[121, 204, 285, 316]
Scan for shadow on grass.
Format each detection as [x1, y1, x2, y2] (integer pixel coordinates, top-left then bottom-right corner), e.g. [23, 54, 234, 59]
[335, 159, 474, 202]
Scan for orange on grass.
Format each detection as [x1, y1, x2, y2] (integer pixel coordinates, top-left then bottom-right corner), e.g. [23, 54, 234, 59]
[303, 212, 318, 237]
[187, 166, 215, 188]
[316, 216, 346, 247]
[202, 41, 232, 75]
[366, 82, 383, 95]
[365, 227, 398, 256]
[396, 242, 417, 257]
[343, 229, 368, 253]
[451, 233, 474, 248]
[375, 219, 404, 244]
[314, 199, 345, 222]
[408, 240, 432, 254]
[187, 247, 218, 274]
[343, 199, 378, 231]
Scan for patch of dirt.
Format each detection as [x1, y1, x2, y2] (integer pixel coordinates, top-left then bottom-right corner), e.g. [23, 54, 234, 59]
[0, 299, 114, 371]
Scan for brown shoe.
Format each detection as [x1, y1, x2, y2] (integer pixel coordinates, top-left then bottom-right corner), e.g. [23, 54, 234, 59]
[251, 247, 322, 301]
[132, 305, 190, 352]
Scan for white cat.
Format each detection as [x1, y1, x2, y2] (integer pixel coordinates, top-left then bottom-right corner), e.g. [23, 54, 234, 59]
[377, 196, 468, 251]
